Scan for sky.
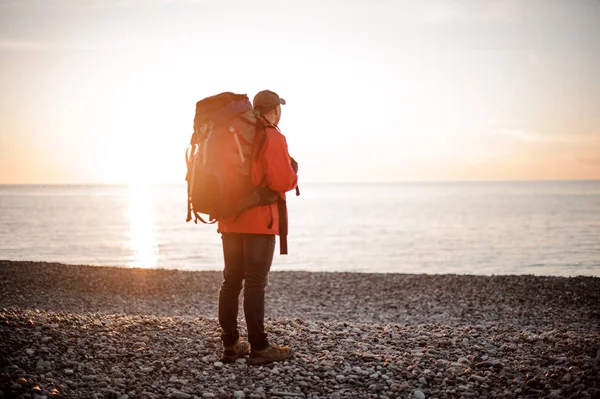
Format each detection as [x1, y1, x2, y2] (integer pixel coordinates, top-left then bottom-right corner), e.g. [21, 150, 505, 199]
[0, 0, 599, 184]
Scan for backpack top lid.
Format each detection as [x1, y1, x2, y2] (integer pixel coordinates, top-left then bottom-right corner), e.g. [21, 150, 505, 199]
[194, 92, 252, 128]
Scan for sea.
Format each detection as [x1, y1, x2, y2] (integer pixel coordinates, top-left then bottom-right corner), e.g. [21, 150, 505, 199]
[1, 181, 599, 277]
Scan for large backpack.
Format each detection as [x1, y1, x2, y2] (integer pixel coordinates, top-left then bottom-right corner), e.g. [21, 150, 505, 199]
[185, 92, 279, 228]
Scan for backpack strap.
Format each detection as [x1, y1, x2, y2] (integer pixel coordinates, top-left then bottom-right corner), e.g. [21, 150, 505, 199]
[252, 116, 277, 161]
[193, 210, 217, 224]
[277, 195, 288, 255]
[252, 117, 296, 254]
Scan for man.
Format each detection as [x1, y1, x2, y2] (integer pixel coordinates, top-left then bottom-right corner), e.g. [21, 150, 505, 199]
[217, 90, 298, 365]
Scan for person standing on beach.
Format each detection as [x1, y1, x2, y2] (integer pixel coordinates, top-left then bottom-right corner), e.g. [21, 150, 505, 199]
[217, 90, 298, 365]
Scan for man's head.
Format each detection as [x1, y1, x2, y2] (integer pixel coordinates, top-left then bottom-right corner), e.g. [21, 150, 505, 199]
[253, 90, 286, 126]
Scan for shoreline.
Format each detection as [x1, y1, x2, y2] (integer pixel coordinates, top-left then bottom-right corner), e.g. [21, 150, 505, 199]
[3, 258, 600, 279]
[1, 260, 599, 398]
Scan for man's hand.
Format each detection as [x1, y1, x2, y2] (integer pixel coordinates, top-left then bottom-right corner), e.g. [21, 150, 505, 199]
[291, 157, 299, 174]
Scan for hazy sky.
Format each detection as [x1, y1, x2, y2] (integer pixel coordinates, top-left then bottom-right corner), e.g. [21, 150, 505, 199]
[1, 0, 599, 184]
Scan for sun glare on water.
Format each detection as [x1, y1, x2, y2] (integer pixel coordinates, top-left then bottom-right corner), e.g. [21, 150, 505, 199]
[128, 183, 158, 269]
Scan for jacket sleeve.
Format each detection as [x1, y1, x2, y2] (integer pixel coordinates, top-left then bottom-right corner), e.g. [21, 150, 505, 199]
[262, 129, 298, 194]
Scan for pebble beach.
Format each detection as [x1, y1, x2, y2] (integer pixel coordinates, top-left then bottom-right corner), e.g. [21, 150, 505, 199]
[1, 260, 599, 399]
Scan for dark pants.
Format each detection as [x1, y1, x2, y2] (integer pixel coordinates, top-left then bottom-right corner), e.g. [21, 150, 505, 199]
[218, 233, 276, 350]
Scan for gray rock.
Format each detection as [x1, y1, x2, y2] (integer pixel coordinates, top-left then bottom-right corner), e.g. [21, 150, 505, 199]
[413, 390, 425, 399]
[171, 392, 191, 399]
[36, 360, 51, 370]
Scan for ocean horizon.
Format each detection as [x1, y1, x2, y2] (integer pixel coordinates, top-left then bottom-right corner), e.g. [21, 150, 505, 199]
[1, 180, 599, 277]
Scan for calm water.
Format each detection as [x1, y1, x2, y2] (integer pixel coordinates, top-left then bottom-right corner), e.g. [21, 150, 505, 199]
[0, 182, 599, 277]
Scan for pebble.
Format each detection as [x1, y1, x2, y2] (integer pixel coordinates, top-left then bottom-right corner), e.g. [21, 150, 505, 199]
[171, 392, 191, 399]
[413, 389, 426, 399]
[233, 391, 244, 399]
[36, 360, 51, 370]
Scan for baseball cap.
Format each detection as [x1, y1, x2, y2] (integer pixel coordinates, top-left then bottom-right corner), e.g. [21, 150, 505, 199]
[252, 90, 286, 111]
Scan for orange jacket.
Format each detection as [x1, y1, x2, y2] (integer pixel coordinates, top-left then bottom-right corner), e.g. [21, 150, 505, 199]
[217, 126, 298, 235]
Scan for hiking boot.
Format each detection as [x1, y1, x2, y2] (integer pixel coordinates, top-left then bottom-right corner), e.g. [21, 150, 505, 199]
[248, 344, 294, 365]
[221, 340, 250, 363]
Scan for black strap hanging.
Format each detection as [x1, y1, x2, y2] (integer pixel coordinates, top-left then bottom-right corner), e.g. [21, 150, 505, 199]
[277, 196, 288, 255]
